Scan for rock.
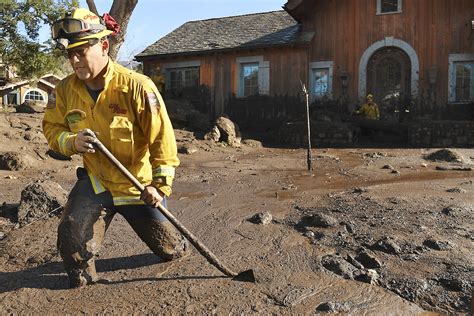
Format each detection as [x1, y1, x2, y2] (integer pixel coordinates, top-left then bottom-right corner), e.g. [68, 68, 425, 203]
[178, 145, 198, 155]
[15, 101, 45, 113]
[0, 152, 32, 170]
[355, 269, 379, 285]
[46, 149, 72, 161]
[17, 180, 67, 223]
[303, 213, 338, 228]
[352, 187, 368, 194]
[249, 211, 272, 225]
[423, 238, 451, 250]
[242, 139, 263, 148]
[204, 125, 221, 142]
[346, 254, 364, 269]
[442, 204, 471, 216]
[371, 237, 402, 254]
[438, 278, 469, 292]
[355, 250, 382, 269]
[304, 231, 315, 238]
[391, 169, 400, 174]
[382, 164, 394, 170]
[424, 149, 464, 163]
[0, 232, 5, 240]
[215, 116, 241, 147]
[315, 302, 351, 313]
[321, 255, 359, 279]
[342, 221, 355, 233]
[446, 187, 466, 193]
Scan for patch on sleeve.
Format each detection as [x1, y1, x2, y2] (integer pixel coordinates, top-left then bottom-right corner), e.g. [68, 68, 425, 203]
[145, 92, 160, 115]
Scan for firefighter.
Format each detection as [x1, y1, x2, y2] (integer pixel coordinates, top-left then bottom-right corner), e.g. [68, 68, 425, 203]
[43, 8, 189, 288]
[355, 93, 380, 120]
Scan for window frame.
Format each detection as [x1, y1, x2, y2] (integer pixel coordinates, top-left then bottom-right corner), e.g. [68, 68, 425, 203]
[161, 60, 201, 94]
[236, 56, 270, 98]
[309, 61, 334, 101]
[448, 54, 474, 103]
[376, 0, 403, 15]
[23, 89, 46, 103]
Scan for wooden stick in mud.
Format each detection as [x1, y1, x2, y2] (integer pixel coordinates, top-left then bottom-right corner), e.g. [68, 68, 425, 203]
[300, 80, 313, 172]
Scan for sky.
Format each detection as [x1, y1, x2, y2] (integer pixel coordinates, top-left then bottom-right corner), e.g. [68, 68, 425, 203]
[76, 0, 285, 61]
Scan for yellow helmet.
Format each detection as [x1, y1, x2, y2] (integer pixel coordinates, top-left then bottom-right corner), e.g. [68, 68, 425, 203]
[52, 8, 113, 49]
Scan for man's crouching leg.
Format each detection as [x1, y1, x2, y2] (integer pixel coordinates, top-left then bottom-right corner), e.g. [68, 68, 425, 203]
[58, 170, 114, 288]
[120, 204, 190, 261]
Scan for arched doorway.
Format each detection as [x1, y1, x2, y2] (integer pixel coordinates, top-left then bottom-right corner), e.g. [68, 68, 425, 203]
[366, 47, 411, 115]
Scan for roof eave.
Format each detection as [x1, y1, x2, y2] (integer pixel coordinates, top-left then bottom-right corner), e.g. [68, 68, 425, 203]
[135, 41, 311, 62]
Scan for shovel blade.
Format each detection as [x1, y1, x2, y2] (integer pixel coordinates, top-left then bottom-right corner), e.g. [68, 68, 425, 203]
[232, 269, 256, 283]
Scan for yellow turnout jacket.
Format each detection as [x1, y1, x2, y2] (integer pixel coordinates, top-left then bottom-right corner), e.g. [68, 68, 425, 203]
[43, 60, 179, 205]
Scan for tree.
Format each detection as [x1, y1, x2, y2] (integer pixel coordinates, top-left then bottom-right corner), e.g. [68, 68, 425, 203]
[0, 0, 78, 80]
[85, 0, 138, 60]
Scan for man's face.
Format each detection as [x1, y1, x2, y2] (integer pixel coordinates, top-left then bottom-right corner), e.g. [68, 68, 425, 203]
[66, 40, 106, 82]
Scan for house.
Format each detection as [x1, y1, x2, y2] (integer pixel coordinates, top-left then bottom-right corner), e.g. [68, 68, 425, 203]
[0, 74, 62, 108]
[136, 0, 474, 145]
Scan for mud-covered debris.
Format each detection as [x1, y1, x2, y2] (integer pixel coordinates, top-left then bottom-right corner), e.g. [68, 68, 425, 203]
[315, 301, 351, 313]
[384, 277, 428, 302]
[446, 187, 466, 193]
[0, 152, 29, 170]
[15, 101, 45, 114]
[355, 269, 379, 285]
[282, 287, 317, 307]
[249, 211, 272, 225]
[391, 169, 400, 174]
[382, 164, 394, 170]
[17, 180, 67, 223]
[302, 213, 337, 228]
[303, 231, 315, 238]
[204, 126, 220, 142]
[438, 278, 470, 292]
[178, 145, 198, 155]
[355, 250, 382, 269]
[242, 139, 262, 148]
[442, 204, 471, 216]
[346, 254, 364, 269]
[46, 149, 72, 161]
[0, 232, 5, 240]
[341, 221, 355, 233]
[351, 187, 368, 194]
[435, 165, 472, 171]
[423, 238, 451, 251]
[321, 255, 359, 279]
[424, 149, 464, 163]
[371, 237, 402, 255]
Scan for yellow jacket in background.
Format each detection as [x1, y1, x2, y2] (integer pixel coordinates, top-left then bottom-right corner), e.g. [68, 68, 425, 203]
[42, 60, 179, 205]
[357, 103, 380, 120]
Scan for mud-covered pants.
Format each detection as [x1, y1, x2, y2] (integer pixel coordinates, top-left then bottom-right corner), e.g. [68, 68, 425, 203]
[58, 168, 189, 288]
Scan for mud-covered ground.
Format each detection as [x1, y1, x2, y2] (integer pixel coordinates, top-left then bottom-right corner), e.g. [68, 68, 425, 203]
[0, 111, 473, 314]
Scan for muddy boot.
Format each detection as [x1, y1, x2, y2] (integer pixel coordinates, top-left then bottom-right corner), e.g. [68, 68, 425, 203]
[58, 197, 114, 288]
[128, 218, 190, 261]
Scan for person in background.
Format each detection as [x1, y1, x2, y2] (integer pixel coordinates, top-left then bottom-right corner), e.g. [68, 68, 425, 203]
[354, 93, 380, 120]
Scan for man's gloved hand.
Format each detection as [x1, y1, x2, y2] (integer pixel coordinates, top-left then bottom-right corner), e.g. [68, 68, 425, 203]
[74, 129, 97, 153]
[141, 185, 164, 207]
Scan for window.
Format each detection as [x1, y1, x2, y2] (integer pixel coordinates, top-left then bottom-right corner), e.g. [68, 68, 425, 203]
[377, 0, 402, 15]
[312, 68, 329, 97]
[167, 67, 199, 94]
[236, 56, 269, 97]
[448, 54, 474, 103]
[309, 61, 333, 100]
[242, 63, 259, 97]
[454, 62, 474, 102]
[24, 90, 45, 102]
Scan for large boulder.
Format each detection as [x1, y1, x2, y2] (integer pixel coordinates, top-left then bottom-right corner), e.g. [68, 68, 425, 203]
[17, 180, 67, 223]
[0, 152, 35, 170]
[214, 116, 242, 147]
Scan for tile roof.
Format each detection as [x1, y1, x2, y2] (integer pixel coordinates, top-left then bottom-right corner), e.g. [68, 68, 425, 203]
[136, 10, 312, 58]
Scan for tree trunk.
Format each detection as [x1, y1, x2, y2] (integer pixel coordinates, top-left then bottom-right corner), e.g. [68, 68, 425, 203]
[86, 0, 138, 60]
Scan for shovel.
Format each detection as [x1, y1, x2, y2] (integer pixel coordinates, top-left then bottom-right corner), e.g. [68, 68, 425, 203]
[91, 138, 256, 283]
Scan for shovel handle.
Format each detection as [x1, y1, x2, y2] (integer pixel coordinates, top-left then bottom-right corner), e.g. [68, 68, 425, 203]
[91, 139, 238, 278]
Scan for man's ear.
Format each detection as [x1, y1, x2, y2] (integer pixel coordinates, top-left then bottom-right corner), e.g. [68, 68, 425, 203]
[101, 39, 110, 56]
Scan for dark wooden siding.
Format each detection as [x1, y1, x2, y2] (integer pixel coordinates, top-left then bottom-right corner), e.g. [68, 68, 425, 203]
[142, 46, 309, 116]
[302, 0, 474, 105]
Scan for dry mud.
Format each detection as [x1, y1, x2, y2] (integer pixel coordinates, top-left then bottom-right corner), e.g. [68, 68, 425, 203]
[0, 111, 473, 314]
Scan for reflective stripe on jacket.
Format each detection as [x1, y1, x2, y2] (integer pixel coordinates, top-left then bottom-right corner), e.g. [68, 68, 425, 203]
[42, 60, 179, 200]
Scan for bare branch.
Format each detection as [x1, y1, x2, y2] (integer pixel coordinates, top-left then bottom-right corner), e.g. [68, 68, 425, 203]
[85, 0, 99, 16]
